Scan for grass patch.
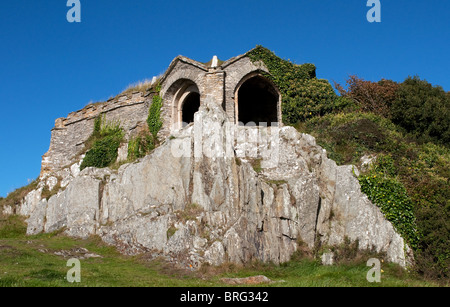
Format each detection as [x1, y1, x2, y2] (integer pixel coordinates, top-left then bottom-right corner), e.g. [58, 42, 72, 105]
[0, 215, 28, 238]
[0, 215, 211, 287]
[266, 180, 288, 186]
[175, 203, 204, 222]
[127, 133, 155, 162]
[121, 79, 154, 97]
[167, 226, 178, 240]
[250, 158, 263, 173]
[0, 179, 39, 213]
[0, 215, 441, 287]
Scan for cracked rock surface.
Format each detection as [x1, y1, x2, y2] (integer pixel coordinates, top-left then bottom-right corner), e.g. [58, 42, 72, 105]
[22, 105, 412, 268]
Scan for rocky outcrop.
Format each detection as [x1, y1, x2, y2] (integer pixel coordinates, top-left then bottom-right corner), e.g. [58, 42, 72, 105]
[23, 103, 412, 269]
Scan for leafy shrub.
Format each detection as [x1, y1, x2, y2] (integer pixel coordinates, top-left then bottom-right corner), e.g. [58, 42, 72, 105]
[246, 46, 346, 125]
[80, 135, 123, 170]
[336, 75, 450, 147]
[124, 87, 162, 162]
[391, 76, 450, 146]
[93, 116, 102, 136]
[415, 199, 450, 279]
[305, 110, 449, 280]
[80, 117, 124, 170]
[335, 75, 399, 118]
[305, 112, 395, 165]
[99, 118, 123, 137]
[282, 78, 349, 123]
[127, 134, 154, 161]
[247, 45, 316, 82]
[401, 142, 450, 280]
[360, 151, 449, 280]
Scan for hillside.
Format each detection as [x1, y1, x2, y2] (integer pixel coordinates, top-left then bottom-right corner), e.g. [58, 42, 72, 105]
[1, 46, 448, 284]
[301, 77, 449, 281]
[0, 215, 439, 287]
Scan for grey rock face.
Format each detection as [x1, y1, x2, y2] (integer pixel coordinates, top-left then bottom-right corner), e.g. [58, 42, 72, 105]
[24, 106, 412, 268]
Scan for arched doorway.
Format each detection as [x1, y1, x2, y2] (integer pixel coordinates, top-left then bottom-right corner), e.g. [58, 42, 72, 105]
[235, 74, 280, 126]
[165, 79, 201, 129]
[181, 92, 200, 126]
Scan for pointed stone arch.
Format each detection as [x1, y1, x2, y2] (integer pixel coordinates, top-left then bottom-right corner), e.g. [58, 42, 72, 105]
[164, 79, 201, 130]
[179, 89, 200, 127]
[234, 72, 281, 126]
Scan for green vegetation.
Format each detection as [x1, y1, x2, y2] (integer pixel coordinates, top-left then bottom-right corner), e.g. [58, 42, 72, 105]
[391, 76, 450, 146]
[267, 180, 288, 186]
[80, 116, 124, 171]
[79, 82, 163, 167]
[41, 178, 62, 201]
[359, 155, 419, 250]
[127, 134, 155, 161]
[0, 215, 439, 287]
[304, 112, 394, 165]
[121, 79, 154, 97]
[247, 46, 353, 124]
[126, 84, 163, 162]
[335, 75, 450, 147]
[294, 72, 450, 282]
[250, 158, 263, 173]
[0, 179, 39, 213]
[147, 85, 163, 142]
[175, 203, 204, 222]
[166, 226, 178, 240]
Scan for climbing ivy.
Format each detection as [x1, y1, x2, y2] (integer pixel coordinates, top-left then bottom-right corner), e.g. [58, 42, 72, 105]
[358, 154, 420, 250]
[246, 46, 350, 125]
[147, 85, 163, 141]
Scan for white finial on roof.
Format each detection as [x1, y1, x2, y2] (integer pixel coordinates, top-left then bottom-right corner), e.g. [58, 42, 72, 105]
[211, 55, 218, 68]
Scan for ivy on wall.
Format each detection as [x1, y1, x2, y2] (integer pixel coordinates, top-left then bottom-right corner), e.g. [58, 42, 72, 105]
[124, 85, 162, 162]
[246, 46, 350, 125]
[358, 154, 419, 250]
[147, 84, 163, 141]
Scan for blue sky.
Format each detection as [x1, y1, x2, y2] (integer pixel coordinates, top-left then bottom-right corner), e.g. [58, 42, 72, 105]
[1, 0, 449, 197]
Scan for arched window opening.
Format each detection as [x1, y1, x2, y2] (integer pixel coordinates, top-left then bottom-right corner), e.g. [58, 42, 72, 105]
[237, 75, 279, 126]
[165, 79, 201, 130]
[181, 92, 200, 126]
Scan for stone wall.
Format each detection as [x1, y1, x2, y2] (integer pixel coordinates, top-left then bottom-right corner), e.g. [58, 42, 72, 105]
[40, 91, 152, 178]
[159, 56, 225, 137]
[40, 50, 282, 180]
[221, 55, 270, 122]
[157, 52, 276, 136]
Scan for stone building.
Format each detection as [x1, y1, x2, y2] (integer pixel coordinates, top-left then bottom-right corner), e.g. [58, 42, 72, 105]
[18, 47, 412, 268]
[159, 52, 282, 133]
[40, 48, 283, 178]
